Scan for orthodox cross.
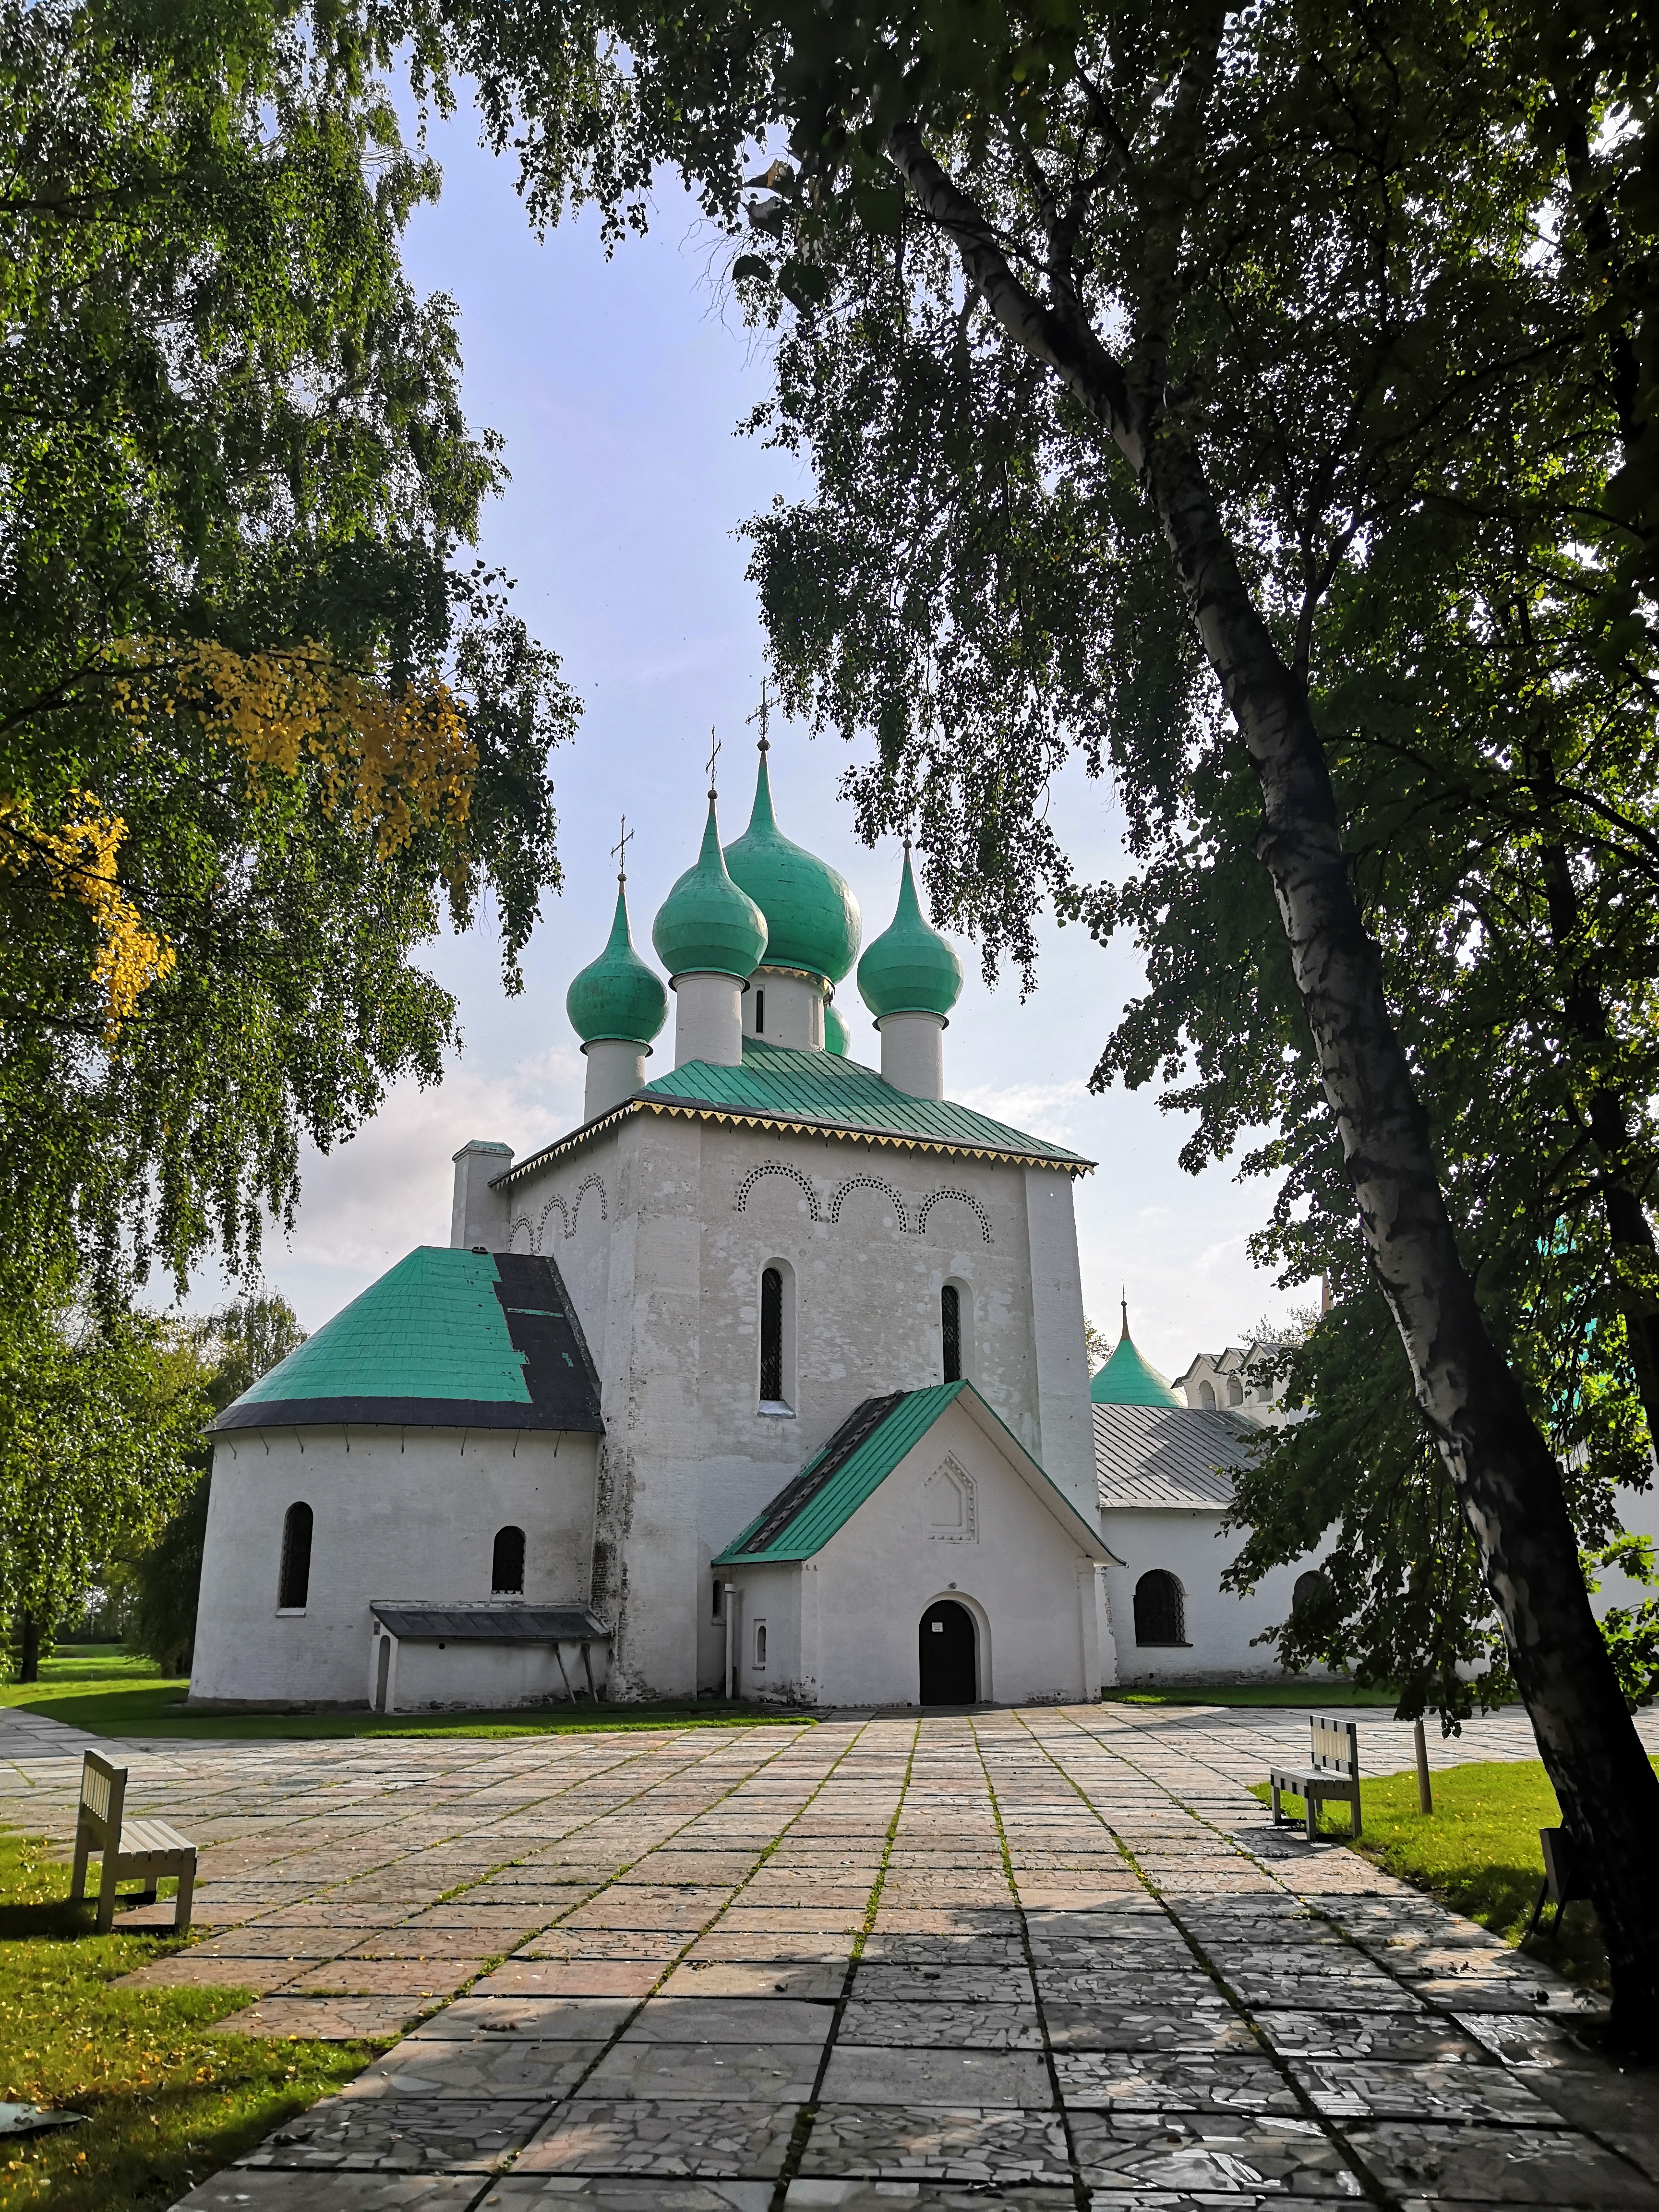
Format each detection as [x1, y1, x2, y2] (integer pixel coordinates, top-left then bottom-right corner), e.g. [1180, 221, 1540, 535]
[706, 727, 721, 796]
[610, 815, 633, 884]
[746, 677, 773, 754]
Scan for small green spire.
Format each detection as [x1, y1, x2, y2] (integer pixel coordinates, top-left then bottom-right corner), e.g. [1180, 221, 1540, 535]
[856, 845, 963, 1021]
[652, 793, 769, 982]
[566, 879, 668, 1048]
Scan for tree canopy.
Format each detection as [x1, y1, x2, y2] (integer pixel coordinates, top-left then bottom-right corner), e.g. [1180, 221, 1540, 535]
[425, 0, 1659, 2032]
[1, 0, 576, 1290]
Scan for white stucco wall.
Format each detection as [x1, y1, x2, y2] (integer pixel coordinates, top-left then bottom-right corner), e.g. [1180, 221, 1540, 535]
[489, 1107, 1098, 1701]
[725, 1396, 1105, 1707]
[1101, 1504, 1334, 1684]
[190, 1426, 600, 1706]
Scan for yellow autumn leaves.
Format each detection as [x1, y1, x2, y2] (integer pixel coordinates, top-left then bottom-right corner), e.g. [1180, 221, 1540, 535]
[4, 639, 478, 1040]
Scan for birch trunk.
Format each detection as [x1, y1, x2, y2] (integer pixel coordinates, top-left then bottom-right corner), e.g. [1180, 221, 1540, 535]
[889, 106, 1659, 2042]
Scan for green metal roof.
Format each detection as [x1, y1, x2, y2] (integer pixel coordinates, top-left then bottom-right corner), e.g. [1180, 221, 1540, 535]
[215, 1248, 603, 1433]
[715, 1383, 968, 1563]
[715, 1380, 1109, 1564]
[637, 1038, 1091, 1169]
[1090, 1331, 1182, 1407]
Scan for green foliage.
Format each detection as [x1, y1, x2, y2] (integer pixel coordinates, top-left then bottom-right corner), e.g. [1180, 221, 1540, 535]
[0, 1823, 374, 2212]
[0, 1269, 211, 1674]
[0, 0, 578, 1292]
[1583, 1535, 1659, 1708]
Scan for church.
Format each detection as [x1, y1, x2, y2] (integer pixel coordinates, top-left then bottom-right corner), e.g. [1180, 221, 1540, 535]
[189, 745, 1314, 1712]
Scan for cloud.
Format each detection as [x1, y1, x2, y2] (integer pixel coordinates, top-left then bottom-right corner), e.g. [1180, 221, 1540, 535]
[954, 1077, 1091, 1139]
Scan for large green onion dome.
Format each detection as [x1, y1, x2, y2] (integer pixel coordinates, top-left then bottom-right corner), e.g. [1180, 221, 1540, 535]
[567, 879, 668, 1048]
[824, 998, 852, 1056]
[724, 749, 861, 986]
[856, 846, 963, 1022]
[652, 793, 768, 981]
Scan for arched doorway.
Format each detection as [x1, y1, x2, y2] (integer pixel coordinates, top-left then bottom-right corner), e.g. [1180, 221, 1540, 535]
[919, 1599, 977, 1704]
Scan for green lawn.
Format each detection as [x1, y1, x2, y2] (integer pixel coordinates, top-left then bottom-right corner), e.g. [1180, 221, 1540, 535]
[1105, 1680, 1400, 1708]
[0, 1827, 376, 2212]
[4, 1648, 810, 1740]
[1249, 1757, 1658, 1993]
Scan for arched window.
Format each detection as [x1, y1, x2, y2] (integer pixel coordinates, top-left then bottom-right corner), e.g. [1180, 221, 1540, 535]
[1226, 1374, 1244, 1406]
[1198, 1380, 1216, 1409]
[492, 1525, 526, 1595]
[941, 1284, 962, 1383]
[1133, 1569, 1186, 1647]
[754, 987, 766, 1034]
[277, 1503, 313, 1611]
[760, 1265, 784, 1404]
[1293, 1568, 1330, 1617]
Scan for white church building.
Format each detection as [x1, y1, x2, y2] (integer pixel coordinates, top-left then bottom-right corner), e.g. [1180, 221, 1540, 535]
[191, 746, 1317, 1712]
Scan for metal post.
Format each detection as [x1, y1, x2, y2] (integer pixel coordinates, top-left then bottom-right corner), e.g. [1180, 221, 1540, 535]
[723, 1584, 735, 1703]
[1414, 1716, 1433, 1815]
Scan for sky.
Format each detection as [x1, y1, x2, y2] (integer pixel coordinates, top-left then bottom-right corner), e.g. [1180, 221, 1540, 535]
[193, 95, 1298, 1381]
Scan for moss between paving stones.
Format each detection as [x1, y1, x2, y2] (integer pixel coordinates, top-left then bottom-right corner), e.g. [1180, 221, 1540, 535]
[3, 1649, 810, 1740]
[1252, 1756, 1659, 1996]
[0, 1827, 379, 2212]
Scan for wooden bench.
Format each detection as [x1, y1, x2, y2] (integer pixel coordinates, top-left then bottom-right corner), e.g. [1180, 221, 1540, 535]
[1268, 1714, 1362, 1841]
[68, 1751, 196, 1934]
[1524, 1826, 1582, 1940]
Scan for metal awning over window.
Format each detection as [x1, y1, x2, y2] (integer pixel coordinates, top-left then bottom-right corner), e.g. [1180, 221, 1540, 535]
[370, 1604, 610, 1642]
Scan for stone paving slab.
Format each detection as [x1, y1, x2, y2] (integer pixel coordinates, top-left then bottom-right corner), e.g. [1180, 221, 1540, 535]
[0, 1702, 1649, 2211]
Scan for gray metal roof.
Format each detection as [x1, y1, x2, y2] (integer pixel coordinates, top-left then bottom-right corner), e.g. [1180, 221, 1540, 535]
[371, 1605, 610, 1642]
[1093, 1402, 1261, 1510]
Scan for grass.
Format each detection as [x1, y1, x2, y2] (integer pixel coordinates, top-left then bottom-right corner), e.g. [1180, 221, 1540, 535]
[0, 1827, 377, 2212]
[1104, 1679, 1401, 1708]
[3, 1648, 811, 1740]
[1249, 1757, 1659, 1995]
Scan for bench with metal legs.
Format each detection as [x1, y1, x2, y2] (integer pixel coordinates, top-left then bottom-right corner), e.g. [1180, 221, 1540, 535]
[1269, 1714, 1362, 1842]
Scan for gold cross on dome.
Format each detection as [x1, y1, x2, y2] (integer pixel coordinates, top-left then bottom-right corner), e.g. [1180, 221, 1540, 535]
[610, 815, 633, 882]
[706, 727, 721, 796]
[746, 677, 773, 753]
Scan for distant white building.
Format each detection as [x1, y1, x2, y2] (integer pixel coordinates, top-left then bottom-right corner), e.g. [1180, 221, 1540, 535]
[1174, 1341, 1299, 1428]
[1089, 1315, 1331, 1685]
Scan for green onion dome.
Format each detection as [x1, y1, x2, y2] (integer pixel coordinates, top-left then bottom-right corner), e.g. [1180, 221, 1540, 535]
[856, 846, 963, 1022]
[652, 793, 769, 982]
[566, 880, 668, 1048]
[724, 750, 861, 986]
[823, 998, 852, 1056]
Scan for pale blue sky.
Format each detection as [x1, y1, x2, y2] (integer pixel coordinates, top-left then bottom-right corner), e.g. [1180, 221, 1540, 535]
[206, 97, 1295, 1380]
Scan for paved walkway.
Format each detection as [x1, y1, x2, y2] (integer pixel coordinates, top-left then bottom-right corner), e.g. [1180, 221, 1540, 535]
[4, 1701, 1659, 2208]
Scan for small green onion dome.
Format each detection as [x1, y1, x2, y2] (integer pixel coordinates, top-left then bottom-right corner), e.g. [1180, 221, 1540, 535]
[823, 998, 852, 1056]
[856, 847, 963, 1022]
[652, 794, 769, 982]
[1090, 1322, 1183, 1407]
[724, 750, 861, 986]
[566, 880, 668, 1048]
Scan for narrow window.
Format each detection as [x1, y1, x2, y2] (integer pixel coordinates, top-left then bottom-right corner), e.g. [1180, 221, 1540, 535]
[754, 1621, 768, 1669]
[1133, 1569, 1185, 1647]
[492, 1525, 526, 1595]
[1198, 1380, 1216, 1409]
[760, 1266, 784, 1402]
[1226, 1374, 1244, 1406]
[755, 987, 766, 1034]
[712, 1578, 724, 1623]
[941, 1284, 962, 1383]
[277, 1503, 313, 1611]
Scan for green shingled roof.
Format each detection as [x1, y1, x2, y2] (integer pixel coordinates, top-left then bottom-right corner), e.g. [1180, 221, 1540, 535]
[235, 1248, 529, 1407]
[640, 1039, 1091, 1170]
[713, 1380, 1109, 1565]
[216, 1248, 603, 1433]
